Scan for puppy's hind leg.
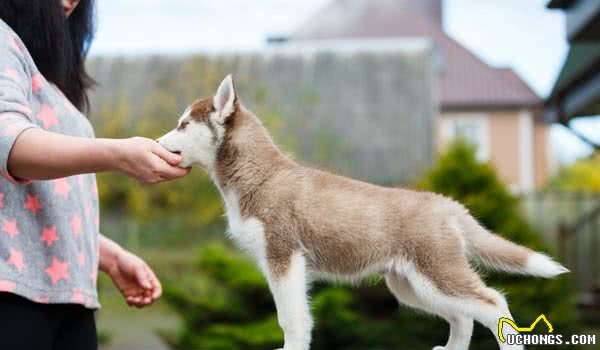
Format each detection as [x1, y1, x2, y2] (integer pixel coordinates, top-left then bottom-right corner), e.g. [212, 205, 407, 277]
[404, 263, 523, 350]
[385, 273, 473, 350]
[266, 252, 312, 350]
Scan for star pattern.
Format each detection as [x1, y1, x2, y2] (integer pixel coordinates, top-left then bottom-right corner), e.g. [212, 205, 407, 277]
[53, 178, 71, 198]
[35, 297, 50, 304]
[0, 280, 16, 292]
[71, 288, 84, 303]
[36, 104, 58, 129]
[24, 194, 42, 215]
[45, 258, 70, 285]
[70, 214, 82, 237]
[31, 74, 44, 93]
[78, 250, 86, 267]
[41, 226, 59, 247]
[6, 248, 25, 272]
[2, 218, 19, 238]
[0, 39, 104, 307]
[90, 268, 98, 283]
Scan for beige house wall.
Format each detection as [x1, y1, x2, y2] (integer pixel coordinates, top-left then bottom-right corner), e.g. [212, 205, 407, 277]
[488, 112, 521, 189]
[437, 110, 549, 192]
[533, 122, 550, 188]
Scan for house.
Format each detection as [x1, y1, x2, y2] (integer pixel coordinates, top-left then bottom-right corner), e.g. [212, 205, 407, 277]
[276, 0, 548, 192]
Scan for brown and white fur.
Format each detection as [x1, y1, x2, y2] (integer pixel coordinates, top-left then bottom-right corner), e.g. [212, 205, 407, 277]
[158, 75, 568, 350]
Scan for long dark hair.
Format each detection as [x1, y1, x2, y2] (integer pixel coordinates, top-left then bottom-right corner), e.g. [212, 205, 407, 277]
[0, 0, 96, 112]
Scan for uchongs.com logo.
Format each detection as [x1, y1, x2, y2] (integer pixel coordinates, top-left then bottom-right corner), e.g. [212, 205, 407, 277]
[498, 314, 596, 346]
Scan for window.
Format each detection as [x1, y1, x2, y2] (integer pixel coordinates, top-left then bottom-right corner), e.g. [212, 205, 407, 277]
[442, 115, 489, 161]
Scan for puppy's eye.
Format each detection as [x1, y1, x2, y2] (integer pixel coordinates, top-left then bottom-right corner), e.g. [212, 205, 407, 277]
[177, 121, 189, 131]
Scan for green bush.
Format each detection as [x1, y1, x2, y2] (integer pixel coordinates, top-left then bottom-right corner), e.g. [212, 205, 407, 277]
[418, 141, 580, 346]
[162, 141, 580, 350]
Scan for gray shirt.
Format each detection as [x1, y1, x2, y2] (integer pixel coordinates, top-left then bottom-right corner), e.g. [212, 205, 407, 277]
[0, 19, 99, 308]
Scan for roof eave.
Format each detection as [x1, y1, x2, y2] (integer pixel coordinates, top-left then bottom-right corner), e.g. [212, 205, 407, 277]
[547, 0, 575, 9]
[441, 102, 543, 112]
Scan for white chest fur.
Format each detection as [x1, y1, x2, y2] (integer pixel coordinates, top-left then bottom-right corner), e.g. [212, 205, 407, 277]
[222, 191, 268, 271]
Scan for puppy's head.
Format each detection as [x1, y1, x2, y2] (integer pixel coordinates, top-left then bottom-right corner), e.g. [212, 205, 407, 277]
[158, 74, 237, 169]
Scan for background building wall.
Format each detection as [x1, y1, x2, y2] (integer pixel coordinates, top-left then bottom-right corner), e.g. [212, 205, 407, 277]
[88, 40, 436, 185]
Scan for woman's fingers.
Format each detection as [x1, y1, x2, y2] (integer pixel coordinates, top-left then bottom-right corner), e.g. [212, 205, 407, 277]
[134, 263, 152, 290]
[145, 265, 162, 300]
[115, 137, 190, 183]
[151, 142, 182, 166]
[154, 158, 189, 180]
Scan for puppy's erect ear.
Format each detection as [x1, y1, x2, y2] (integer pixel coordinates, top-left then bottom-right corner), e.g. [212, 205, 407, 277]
[213, 74, 237, 123]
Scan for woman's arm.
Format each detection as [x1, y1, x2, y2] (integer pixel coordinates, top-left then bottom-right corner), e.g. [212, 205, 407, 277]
[8, 128, 188, 183]
[99, 235, 162, 307]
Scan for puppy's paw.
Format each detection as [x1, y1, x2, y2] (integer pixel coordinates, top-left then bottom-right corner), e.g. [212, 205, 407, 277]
[432, 347, 446, 350]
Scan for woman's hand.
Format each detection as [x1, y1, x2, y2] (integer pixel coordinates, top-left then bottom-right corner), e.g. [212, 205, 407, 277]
[111, 137, 189, 184]
[99, 235, 162, 308]
[8, 129, 190, 182]
[107, 249, 162, 308]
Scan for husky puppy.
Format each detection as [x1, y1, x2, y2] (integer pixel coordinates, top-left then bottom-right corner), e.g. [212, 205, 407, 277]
[158, 75, 568, 350]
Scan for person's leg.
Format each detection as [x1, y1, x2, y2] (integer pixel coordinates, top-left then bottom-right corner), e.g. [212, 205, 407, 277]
[53, 304, 98, 350]
[0, 292, 57, 350]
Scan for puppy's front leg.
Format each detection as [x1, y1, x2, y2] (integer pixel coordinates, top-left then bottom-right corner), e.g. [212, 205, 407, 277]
[267, 252, 312, 350]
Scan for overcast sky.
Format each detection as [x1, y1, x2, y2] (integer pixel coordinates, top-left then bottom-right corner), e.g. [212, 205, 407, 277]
[90, 0, 599, 162]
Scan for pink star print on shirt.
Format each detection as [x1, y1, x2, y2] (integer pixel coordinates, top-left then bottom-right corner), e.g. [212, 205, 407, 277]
[78, 251, 85, 267]
[0, 280, 16, 292]
[0, 22, 100, 307]
[45, 258, 69, 285]
[36, 104, 58, 129]
[24, 194, 42, 215]
[6, 248, 24, 272]
[71, 288, 84, 303]
[2, 218, 19, 238]
[41, 226, 59, 247]
[31, 74, 44, 94]
[53, 178, 71, 198]
[70, 214, 82, 237]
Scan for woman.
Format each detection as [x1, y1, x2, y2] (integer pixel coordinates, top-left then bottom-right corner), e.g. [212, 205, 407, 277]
[0, 0, 188, 349]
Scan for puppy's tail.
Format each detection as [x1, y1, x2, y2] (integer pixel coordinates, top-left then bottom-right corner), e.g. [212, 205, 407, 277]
[461, 216, 568, 278]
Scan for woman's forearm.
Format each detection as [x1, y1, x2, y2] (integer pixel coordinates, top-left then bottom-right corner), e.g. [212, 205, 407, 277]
[8, 128, 120, 180]
[7, 128, 187, 182]
[98, 234, 124, 274]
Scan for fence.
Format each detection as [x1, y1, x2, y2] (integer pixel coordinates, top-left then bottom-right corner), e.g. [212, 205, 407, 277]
[522, 191, 600, 311]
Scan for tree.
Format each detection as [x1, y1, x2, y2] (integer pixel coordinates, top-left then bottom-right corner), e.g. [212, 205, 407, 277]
[548, 153, 600, 192]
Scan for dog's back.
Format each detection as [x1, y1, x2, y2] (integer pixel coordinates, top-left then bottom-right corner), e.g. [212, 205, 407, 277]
[158, 75, 568, 350]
